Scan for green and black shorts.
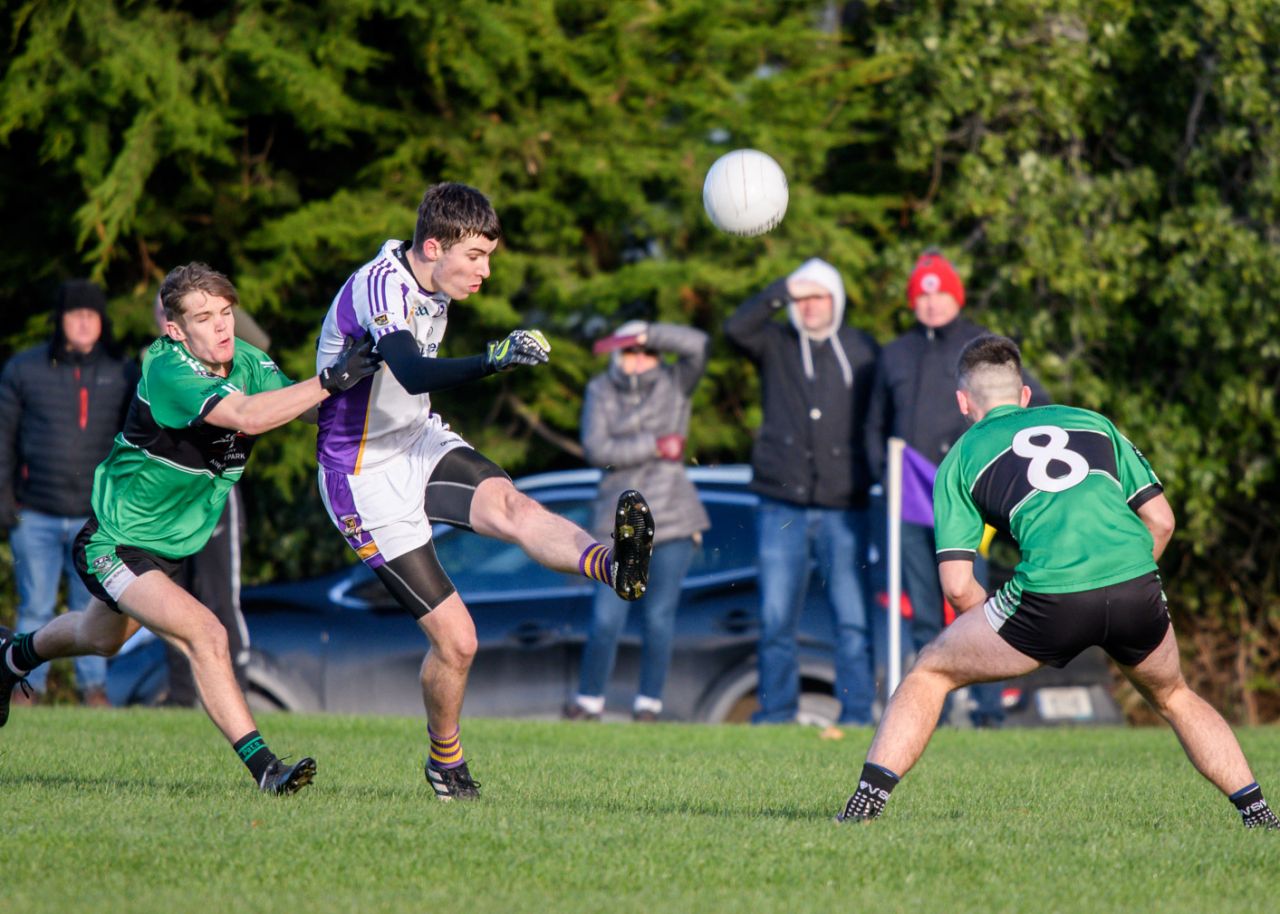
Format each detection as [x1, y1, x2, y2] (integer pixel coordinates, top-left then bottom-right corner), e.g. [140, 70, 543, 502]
[72, 515, 184, 613]
[986, 571, 1170, 668]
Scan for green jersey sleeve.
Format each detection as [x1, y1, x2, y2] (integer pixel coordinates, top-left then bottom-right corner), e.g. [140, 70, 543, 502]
[1112, 423, 1162, 510]
[933, 446, 984, 563]
[145, 347, 242, 429]
[236, 339, 293, 395]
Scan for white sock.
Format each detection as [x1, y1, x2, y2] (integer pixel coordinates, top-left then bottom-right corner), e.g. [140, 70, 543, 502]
[574, 694, 605, 716]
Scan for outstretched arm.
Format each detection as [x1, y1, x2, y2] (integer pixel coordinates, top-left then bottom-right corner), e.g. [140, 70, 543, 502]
[205, 337, 380, 435]
[377, 328, 550, 395]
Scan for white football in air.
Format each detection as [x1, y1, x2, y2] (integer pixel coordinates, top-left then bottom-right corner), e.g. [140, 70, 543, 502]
[702, 149, 789, 236]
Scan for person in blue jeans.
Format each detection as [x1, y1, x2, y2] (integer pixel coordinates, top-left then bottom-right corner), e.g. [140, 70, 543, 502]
[756, 499, 874, 724]
[724, 259, 880, 726]
[9, 512, 100, 696]
[566, 320, 710, 722]
[0, 280, 137, 704]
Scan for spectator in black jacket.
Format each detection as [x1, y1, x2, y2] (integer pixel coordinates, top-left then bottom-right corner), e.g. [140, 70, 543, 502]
[865, 250, 1048, 726]
[0, 280, 137, 705]
[725, 259, 880, 725]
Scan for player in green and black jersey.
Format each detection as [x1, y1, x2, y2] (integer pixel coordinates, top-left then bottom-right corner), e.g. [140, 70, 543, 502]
[837, 335, 1277, 829]
[0, 263, 378, 794]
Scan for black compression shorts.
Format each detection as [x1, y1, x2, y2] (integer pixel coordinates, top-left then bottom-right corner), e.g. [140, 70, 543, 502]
[424, 446, 510, 529]
[991, 571, 1170, 668]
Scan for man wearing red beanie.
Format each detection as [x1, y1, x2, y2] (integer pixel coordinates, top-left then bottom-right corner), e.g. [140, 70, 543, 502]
[866, 249, 1048, 727]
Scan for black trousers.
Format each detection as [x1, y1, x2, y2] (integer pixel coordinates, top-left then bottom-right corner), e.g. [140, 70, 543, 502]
[164, 487, 249, 705]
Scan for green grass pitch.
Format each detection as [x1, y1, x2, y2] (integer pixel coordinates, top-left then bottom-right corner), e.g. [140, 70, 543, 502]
[1, 708, 1275, 914]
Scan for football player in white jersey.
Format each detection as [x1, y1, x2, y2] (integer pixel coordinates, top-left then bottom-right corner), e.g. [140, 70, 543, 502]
[316, 182, 654, 800]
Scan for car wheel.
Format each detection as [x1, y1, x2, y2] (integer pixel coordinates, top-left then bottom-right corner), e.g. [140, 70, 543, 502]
[246, 685, 285, 713]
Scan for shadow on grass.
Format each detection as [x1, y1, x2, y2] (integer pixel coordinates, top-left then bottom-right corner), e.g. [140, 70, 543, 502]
[525, 791, 823, 822]
[0, 770, 212, 797]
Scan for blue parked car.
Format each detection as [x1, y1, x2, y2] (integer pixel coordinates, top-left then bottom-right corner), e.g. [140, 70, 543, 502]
[108, 465, 1121, 725]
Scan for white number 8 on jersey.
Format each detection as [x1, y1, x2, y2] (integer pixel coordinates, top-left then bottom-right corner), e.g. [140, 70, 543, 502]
[1012, 425, 1090, 492]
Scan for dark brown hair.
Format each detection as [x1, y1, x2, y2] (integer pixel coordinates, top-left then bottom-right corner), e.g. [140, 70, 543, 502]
[412, 182, 502, 252]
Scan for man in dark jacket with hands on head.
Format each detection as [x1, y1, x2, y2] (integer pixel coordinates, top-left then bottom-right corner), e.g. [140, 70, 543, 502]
[725, 258, 879, 726]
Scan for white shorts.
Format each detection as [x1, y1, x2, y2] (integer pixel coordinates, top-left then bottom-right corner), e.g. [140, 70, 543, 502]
[318, 415, 468, 568]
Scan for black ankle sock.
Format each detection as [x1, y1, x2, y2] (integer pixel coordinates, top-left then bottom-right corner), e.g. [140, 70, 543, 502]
[233, 730, 279, 784]
[1230, 782, 1279, 828]
[8, 633, 46, 674]
[839, 762, 901, 822]
[861, 762, 901, 795]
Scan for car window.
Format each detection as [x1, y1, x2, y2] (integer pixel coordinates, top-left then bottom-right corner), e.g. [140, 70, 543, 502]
[687, 496, 757, 577]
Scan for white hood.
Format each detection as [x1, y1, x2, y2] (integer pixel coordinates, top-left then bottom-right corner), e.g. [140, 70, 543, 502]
[787, 257, 846, 342]
[785, 257, 853, 387]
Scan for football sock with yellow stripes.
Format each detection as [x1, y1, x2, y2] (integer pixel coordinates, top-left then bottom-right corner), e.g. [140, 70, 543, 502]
[578, 543, 614, 587]
[428, 726, 465, 770]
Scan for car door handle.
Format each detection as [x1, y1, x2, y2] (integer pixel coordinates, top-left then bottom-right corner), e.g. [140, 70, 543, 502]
[510, 622, 557, 647]
[717, 608, 756, 635]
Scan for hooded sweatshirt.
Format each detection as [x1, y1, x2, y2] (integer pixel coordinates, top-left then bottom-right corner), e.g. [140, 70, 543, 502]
[724, 260, 879, 508]
[0, 283, 139, 520]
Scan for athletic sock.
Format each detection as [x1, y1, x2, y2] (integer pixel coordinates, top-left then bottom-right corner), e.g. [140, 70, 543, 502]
[233, 730, 279, 784]
[578, 543, 614, 587]
[1230, 782, 1280, 829]
[838, 762, 901, 822]
[6, 632, 47, 676]
[428, 726, 464, 770]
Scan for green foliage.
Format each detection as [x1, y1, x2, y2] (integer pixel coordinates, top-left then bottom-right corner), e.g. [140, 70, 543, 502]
[2, 1, 1278, 709]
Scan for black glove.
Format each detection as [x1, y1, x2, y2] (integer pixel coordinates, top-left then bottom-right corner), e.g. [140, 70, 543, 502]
[320, 336, 382, 394]
[483, 330, 551, 373]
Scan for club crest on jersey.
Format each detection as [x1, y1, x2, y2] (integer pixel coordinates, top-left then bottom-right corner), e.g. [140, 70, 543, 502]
[340, 515, 363, 536]
[373, 313, 391, 327]
[91, 555, 114, 573]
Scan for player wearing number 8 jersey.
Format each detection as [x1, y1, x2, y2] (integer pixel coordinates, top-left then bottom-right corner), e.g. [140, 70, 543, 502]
[836, 335, 1278, 829]
[934, 404, 1165, 645]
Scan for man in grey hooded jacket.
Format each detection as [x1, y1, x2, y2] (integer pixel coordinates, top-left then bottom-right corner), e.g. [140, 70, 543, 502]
[566, 320, 711, 721]
[725, 259, 880, 725]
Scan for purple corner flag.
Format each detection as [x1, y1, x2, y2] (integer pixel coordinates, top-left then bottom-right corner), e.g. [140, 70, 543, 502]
[901, 444, 938, 527]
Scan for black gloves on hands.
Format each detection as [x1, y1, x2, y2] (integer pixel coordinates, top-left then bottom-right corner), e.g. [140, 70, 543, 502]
[483, 330, 551, 373]
[320, 335, 382, 394]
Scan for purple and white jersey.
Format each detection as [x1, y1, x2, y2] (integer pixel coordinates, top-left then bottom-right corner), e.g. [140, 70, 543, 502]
[316, 239, 451, 474]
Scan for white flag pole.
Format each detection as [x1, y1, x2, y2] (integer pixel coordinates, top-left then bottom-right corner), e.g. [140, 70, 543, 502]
[886, 437, 905, 698]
